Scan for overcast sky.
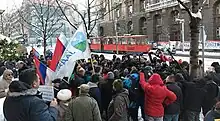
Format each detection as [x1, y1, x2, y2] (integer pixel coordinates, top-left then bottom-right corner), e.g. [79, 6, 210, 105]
[0, 0, 87, 13]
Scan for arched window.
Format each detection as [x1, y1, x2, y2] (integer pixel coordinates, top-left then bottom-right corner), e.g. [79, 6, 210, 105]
[99, 27, 104, 36]
[169, 10, 180, 41]
[127, 21, 133, 34]
[139, 17, 146, 34]
[153, 14, 162, 41]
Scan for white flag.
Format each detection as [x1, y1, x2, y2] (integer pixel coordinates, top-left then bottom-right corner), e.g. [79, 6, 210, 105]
[55, 25, 91, 79]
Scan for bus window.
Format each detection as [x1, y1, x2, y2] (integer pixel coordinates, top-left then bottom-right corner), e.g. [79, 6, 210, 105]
[122, 37, 127, 44]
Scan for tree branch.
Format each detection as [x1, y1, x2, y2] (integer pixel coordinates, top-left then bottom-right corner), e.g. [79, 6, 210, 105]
[176, 0, 192, 19]
[46, 24, 63, 40]
[55, 0, 78, 30]
[89, 0, 96, 6]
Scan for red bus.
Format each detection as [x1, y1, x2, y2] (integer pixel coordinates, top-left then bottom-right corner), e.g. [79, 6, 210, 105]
[90, 35, 152, 53]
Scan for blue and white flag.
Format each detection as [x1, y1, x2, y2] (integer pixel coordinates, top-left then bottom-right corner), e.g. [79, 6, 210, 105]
[55, 25, 91, 79]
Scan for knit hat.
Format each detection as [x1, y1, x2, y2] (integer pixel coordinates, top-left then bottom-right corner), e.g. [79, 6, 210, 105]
[91, 74, 100, 83]
[113, 79, 123, 91]
[78, 84, 90, 93]
[57, 89, 72, 101]
[107, 72, 114, 80]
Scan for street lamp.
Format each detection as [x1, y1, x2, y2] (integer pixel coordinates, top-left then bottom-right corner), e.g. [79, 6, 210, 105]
[175, 18, 185, 52]
[0, 9, 5, 34]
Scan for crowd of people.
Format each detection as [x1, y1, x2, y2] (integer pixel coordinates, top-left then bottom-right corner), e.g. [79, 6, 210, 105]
[0, 50, 220, 121]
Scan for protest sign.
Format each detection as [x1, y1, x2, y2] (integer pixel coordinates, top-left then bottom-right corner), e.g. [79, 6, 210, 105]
[38, 86, 54, 102]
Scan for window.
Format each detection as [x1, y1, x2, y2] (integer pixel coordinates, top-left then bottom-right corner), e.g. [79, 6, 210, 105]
[128, 5, 133, 15]
[140, 0, 146, 11]
[217, 4, 220, 14]
[127, 21, 133, 34]
[217, 27, 220, 38]
[155, 0, 160, 3]
[116, 9, 120, 18]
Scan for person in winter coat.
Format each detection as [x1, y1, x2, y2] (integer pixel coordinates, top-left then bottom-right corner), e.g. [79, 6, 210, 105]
[64, 84, 102, 121]
[100, 71, 115, 120]
[71, 67, 86, 96]
[3, 69, 58, 121]
[88, 74, 102, 113]
[182, 78, 207, 121]
[203, 71, 219, 115]
[205, 101, 220, 121]
[57, 89, 72, 121]
[0, 69, 13, 98]
[16, 61, 28, 75]
[164, 75, 183, 121]
[107, 79, 130, 121]
[139, 72, 177, 121]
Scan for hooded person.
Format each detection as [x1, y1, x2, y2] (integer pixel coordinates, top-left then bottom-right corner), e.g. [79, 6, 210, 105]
[100, 71, 115, 119]
[64, 84, 102, 121]
[139, 72, 177, 121]
[0, 69, 13, 98]
[3, 69, 58, 121]
[57, 89, 73, 121]
[107, 79, 130, 121]
[164, 75, 183, 121]
[87, 74, 102, 113]
[205, 101, 220, 121]
[16, 61, 28, 75]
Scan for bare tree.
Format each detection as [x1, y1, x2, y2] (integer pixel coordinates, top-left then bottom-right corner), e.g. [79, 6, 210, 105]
[177, 0, 206, 79]
[3, 12, 28, 45]
[18, 0, 64, 56]
[55, 0, 120, 38]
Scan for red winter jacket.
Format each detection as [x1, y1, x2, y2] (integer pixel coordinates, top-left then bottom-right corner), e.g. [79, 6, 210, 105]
[139, 72, 177, 117]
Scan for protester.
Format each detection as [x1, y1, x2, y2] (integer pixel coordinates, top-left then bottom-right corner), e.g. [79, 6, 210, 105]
[88, 74, 102, 113]
[204, 101, 220, 121]
[182, 78, 207, 121]
[64, 84, 102, 121]
[16, 61, 28, 75]
[100, 71, 115, 120]
[57, 89, 72, 121]
[164, 75, 183, 121]
[0, 69, 13, 98]
[139, 72, 177, 121]
[3, 69, 58, 121]
[107, 79, 129, 121]
[203, 70, 219, 115]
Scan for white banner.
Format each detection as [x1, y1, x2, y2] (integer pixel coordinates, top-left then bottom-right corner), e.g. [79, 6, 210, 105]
[55, 25, 91, 79]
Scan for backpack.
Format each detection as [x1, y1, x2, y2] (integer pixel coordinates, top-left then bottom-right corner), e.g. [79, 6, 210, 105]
[122, 73, 140, 106]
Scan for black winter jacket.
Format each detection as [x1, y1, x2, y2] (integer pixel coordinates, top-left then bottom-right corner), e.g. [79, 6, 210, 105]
[164, 82, 183, 114]
[182, 81, 206, 112]
[3, 81, 58, 121]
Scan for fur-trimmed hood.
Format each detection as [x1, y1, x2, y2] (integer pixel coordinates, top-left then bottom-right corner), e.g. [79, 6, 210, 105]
[8, 88, 38, 97]
[7, 81, 39, 97]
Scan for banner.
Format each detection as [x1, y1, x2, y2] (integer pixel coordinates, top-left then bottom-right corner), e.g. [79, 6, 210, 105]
[55, 24, 91, 79]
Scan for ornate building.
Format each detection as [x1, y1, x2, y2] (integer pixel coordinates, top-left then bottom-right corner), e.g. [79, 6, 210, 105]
[98, 0, 220, 42]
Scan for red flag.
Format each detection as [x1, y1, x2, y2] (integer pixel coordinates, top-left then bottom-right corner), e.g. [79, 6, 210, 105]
[50, 37, 66, 71]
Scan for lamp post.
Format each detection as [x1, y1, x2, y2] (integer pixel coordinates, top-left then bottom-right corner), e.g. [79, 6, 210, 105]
[176, 18, 185, 52]
[0, 10, 5, 34]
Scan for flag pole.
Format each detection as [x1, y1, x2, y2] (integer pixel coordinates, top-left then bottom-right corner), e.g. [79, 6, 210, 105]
[91, 58, 95, 74]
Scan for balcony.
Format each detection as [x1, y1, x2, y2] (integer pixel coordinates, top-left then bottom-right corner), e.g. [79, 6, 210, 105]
[145, 0, 190, 12]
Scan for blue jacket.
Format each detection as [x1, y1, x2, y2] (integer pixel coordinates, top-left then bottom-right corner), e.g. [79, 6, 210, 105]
[3, 81, 58, 121]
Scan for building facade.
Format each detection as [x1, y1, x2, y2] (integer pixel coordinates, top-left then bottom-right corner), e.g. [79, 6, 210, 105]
[98, 0, 220, 42]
